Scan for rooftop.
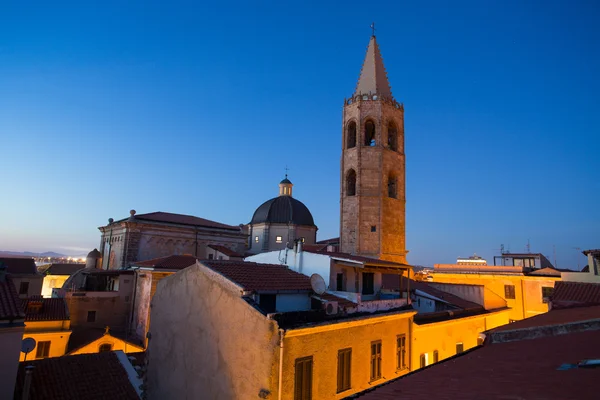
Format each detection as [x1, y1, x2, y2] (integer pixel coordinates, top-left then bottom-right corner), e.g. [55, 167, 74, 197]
[43, 263, 85, 276]
[202, 260, 313, 293]
[309, 250, 411, 269]
[67, 328, 143, 353]
[22, 296, 69, 322]
[490, 305, 600, 333]
[112, 211, 240, 231]
[14, 351, 140, 400]
[207, 244, 243, 258]
[551, 281, 600, 309]
[0, 275, 25, 321]
[348, 328, 600, 400]
[0, 257, 38, 275]
[133, 254, 198, 270]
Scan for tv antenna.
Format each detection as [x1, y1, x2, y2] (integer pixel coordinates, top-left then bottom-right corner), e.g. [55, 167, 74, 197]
[21, 337, 36, 362]
[310, 274, 326, 295]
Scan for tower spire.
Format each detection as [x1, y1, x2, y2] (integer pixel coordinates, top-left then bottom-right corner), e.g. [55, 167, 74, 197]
[354, 33, 393, 100]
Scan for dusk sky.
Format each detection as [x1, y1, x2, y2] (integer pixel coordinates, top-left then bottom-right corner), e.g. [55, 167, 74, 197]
[1, 1, 598, 268]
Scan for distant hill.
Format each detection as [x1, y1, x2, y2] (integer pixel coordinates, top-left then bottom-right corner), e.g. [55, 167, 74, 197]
[0, 251, 67, 258]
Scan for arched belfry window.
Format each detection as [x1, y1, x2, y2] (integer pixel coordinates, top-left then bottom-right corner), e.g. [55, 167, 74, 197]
[388, 174, 397, 198]
[388, 122, 398, 151]
[346, 169, 356, 196]
[347, 121, 357, 149]
[364, 120, 376, 147]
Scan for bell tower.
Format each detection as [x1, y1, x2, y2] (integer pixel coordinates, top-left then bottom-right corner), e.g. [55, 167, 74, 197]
[340, 34, 407, 264]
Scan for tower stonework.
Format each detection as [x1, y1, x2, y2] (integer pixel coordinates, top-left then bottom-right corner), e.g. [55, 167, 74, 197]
[340, 35, 407, 264]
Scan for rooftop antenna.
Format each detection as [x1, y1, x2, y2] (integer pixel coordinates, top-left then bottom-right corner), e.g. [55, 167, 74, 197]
[500, 244, 505, 254]
[370, 22, 376, 37]
[526, 239, 531, 254]
[573, 247, 581, 270]
[553, 245, 557, 268]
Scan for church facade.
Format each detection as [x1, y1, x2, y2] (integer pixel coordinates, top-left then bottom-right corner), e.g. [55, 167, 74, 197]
[340, 35, 408, 264]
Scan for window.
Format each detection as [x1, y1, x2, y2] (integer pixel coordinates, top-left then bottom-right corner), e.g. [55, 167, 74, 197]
[346, 169, 356, 196]
[336, 273, 344, 291]
[259, 294, 277, 313]
[337, 348, 352, 393]
[456, 343, 464, 354]
[295, 356, 313, 400]
[419, 353, 428, 368]
[36, 341, 51, 359]
[255, 236, 259, 243]
[19, 282, 29, 295]
[99, 343, 112, 352]
[513, 258, 536, 268]
[370, 225, 376, 232]
[504, 285, 516, 300]
[542, 286, 554, 303]
[370, 341, 382, 381]
[387, 122, 398, 151]
[276, 236, 283, 243]
[347, 121, 357, 149]
[396, 335, 407, 370]
[362, 272, 374, 295]
[87, 311, 96, 322]
[364, 120, 376, 146]
[433, 350, 439, 363]
[388, 175, 397, 198]
[208, 254, 214, 260]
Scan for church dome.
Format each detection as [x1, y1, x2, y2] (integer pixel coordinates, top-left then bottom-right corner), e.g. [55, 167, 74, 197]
[250, 196, 315, 226]
[280, 177, 292, 184]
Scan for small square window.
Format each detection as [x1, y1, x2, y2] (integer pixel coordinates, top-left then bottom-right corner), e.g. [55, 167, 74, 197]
[542, 286, 554, 303]
[371, 226, 376, 232]
[504, 285, 516, 300]
[87, 311, 96, 322]
[208, 254, 214, 260]
[255, 236, 259, 243]
[19, 282, 29, 295]
[36, 341, 51, 359]
[276, 236, 283, 243]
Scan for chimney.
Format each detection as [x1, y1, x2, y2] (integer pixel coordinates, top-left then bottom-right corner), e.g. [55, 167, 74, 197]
[22, 365, 35, 400]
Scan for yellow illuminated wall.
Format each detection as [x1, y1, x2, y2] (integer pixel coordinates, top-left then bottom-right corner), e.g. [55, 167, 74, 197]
[68, 331, 144, 355]
[41, 275, 70, 298]
[281, 310, 416, 399]
[20, 320, 71, 361]
[411, 308, 510, 369]
[429, 273, 559, 321]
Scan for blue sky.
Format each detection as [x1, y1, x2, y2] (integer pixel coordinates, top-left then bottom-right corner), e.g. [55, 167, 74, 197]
[0, 1, 598, 268]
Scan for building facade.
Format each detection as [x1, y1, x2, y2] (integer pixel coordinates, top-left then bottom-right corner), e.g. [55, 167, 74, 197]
[340, 35, 407, 264]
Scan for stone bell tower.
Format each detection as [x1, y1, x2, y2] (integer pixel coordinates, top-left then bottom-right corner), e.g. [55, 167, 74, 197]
[340, 34, 407, 264]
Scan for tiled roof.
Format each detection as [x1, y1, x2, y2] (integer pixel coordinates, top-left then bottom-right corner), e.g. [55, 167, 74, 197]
[302, 244, 329, 252]
[381, 275, 483, 311]
[14, 351, 140, 400]
[583, 249, 600, 256]
[250, 196, 315, 226]
[68, 328, 143, 354]
[207, 244, 243, 258]
[133, 254, 198, 270]
[202, 260, 313, 292]
[45, 263, 85, 276]
[349, 329, 600, 400]
[118, 211, 240, 231]
[527, 267, 562, 277]
[22, 296, 69, 321]
[490, 305, 600, 333]
[551, 281, 600, 309]
[316, 237, 340, 245]
[0, 257, 38, 275]
[0, 275, 25, 321]
[308, 250, 410, 268]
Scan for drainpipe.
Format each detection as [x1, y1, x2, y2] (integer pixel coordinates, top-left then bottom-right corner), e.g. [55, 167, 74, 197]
[278, 329, 285, 400]
[22, 365, 34, 400]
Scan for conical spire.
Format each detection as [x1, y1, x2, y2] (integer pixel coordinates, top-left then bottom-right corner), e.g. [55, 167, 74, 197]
[355, 35, 393, 99]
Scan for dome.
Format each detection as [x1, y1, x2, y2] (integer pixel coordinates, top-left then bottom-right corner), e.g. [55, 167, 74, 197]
[87, 248, 102, 259]
[250, 196, 315, 226]
[280, 177, 292, 184]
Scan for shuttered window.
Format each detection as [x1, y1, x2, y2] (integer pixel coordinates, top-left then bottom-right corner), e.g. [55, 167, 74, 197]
[396, 335, 407, 370]
[370, 341, 382, 381]
[294, 356, 313, 400]
[504, 285, 516, 299]
[337, 348, 352, 393]
[36, 341, 51, 359]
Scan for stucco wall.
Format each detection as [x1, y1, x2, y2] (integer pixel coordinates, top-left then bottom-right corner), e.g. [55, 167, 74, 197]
[20, 329, 72, 360]
[276, 293, 311, 312]
[131, 271, 152, 342]
[281, 311, 415, 399]
[11, 275, 44, 299]
[69, 334, 144, 355]
[147, 263, 280, 400]
[411, 308, 510, 369]
[0, 326, 24, 400]
[67, 294, 130, 330]
[42, 275, 70, 298]
[246, 250, 332, 284]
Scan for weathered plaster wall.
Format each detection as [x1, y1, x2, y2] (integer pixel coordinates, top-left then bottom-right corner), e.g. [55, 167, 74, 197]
[276, 293, 311, 312]
[67, 294, 130, 330]
[281, 311, 415, 399]
[41, 275, 70, 298]
[147, 263, 280, 400]
[131, 271, 152, 342]
[11, 275, 43, 299]
[0, 326, 24, 399]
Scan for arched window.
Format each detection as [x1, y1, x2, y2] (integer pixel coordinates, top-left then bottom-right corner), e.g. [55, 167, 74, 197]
[346, 169, 356, 196]
[347, 121, 356, 149]
[388, 174, 397, 198]
[388, 122, 398, 151]
[364, 120, 376, 146]
[99, 343, 112, 352]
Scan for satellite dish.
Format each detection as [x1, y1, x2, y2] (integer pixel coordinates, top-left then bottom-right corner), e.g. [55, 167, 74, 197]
[21, 337, 36, 354]
[310, 274, 326, 295]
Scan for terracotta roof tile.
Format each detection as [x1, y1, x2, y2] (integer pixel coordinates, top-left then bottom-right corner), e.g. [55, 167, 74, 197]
[349, 329, 600, 400]
[44, 263, 85, 276]
[552, 281, 600, 309]
[307, 250, 410, 268]
[207, 244, 243, 258]
[125, 211, 240, 231]
[0, 275, 25, 321]
[202, 260, 313, 292]
[490, 305, 600, 333]
[14, 351, 139, 400]
[0, 257, 38, 275]
[22, 296, 69, 321]
[133, 254, 198, 270]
